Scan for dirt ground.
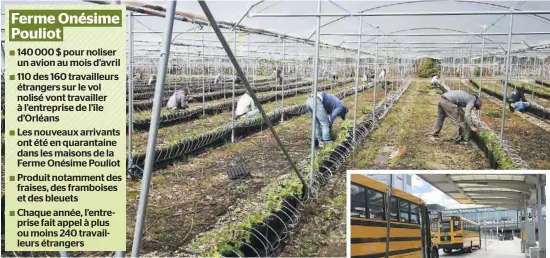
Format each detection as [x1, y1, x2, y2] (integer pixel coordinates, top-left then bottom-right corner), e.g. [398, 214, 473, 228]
[347, 80, 488, 170]
[123, 85, 386, 256]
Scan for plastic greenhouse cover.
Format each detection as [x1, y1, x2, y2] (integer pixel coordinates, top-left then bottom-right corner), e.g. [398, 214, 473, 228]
[2, 0, 550, 58]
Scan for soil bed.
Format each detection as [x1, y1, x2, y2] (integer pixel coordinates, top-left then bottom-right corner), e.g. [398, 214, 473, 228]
[348, 80, 488, 170]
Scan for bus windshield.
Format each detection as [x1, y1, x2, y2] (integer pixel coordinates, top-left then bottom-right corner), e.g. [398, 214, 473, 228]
[440, 221, 451, 232]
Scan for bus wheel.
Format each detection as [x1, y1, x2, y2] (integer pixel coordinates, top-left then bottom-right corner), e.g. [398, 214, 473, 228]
[443, 249, 451, 254]
[431, 247, 439, 258]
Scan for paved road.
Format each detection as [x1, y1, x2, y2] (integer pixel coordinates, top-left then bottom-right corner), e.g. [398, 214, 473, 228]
[439, 238, 524, 258]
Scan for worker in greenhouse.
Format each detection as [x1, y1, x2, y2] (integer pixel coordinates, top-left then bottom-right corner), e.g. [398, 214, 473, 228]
[508, 88, 530, 112]
[276, 68, 283, 86]
[430, 75, 440, 88]
[378, 68, 386, 84]
[214, 74, 223, 85]
[148, 75, 157, 86]
[305, 92, 348, 148]
[166, 84, 190, 111]
[332, 71, 339, 82]
[427, 90, 483, 143]
[234, 74, 243, 84]
[235, 90, 259, 119]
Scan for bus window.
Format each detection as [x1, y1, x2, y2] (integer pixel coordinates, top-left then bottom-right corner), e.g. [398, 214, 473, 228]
[399, 199, 410, 223]
[441, 221, 451, 232]
[367, 189, 385, 220]
[390, 196, 399, 222]
[351, 184, 367, 218]
[431, 222, 438, 232]
[410, 203, 419, 224]
[454, 219, 461, 230]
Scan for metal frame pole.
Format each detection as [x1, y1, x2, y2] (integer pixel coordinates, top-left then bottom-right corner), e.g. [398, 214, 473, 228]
[130, 1, 177, 257]
[352, 17, 363, 142]
[500, 10, 514, 142]
[231, 30, 237, 143]
[202, 32, 206, 115]
[197, 0, 308, 189]
[373, 27, 379, 120]
[384, 36, 388, 100]
[309, 0, 322, 186]
[531, 51, 536, 101]
[281, 37, 285, 122]
[478, 31, 485, 118]
[127, 10, 135, 174]
[484, 211, 487, 250]
[536, 174, 545, 253]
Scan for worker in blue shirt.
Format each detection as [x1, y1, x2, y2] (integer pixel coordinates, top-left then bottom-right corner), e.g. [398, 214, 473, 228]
[305, 92, 348, 149]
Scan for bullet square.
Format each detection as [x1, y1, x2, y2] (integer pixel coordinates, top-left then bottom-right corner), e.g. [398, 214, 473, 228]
[9, 50, 15, 56]
[10, 176, 15, 181]
[9, 75, 14, 80]
[9, 130, 15, 136]
[9, 211, 15, 216]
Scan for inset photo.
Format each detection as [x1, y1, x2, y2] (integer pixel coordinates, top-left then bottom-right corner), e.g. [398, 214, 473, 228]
[348, 172, 546, 258]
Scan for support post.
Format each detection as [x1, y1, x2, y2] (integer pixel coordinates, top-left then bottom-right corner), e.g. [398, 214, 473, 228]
[202, 32, 206, 115]
[231, 30, 237, 143]
[537, 175, 545, 254]
[309, 0, 322, 186]
[500, 10, 514, 142]
[352, 17, 363, 142]
[131, 1, 177, 257]
[484, 212, 487, 251]
[531, 52, 537, 101]
[197, 0, 308, 190]
[384, 175, 393, 258]
[127, 10, 135, 175]
[373, 27, 379, 120]
[478, 30, 485, 118]
[281, 37, 285, 122]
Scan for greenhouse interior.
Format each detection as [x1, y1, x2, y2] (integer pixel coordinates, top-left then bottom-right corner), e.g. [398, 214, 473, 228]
[1, 0, 550, 257]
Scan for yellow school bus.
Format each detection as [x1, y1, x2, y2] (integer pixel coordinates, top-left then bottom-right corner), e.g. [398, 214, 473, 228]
[430, 218, 440, 246]
[350, 174, 435, 258]
[436, 216, 481, 254]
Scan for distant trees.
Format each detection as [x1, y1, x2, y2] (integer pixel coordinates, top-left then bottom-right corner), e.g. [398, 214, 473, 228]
[416, 57, 440, 78]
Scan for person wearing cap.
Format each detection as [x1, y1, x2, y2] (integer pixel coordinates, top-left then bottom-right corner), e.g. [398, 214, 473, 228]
[508, 87, 529, 112]
[305, 92, 349, 149]
[166, 84, 190, 111]
[276, 68, 283, 86]
[427, 90, 482, 143]
[235, 90, 259, 119]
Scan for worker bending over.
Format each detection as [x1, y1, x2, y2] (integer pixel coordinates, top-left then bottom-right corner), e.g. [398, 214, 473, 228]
[331, 71, 339, 83]
[427, 90, 482, 143]
[276, 68, 283, 86]
[167, 84, 190, 111]
[378, 69, 386, 84]
[430, 75, 440, 88]
[235, 90, 259, 119]
[508, 88, 530, 112]
[305, 92, 348, 148]
[148, 75, 157, 86]
[214, 74, 223, 85]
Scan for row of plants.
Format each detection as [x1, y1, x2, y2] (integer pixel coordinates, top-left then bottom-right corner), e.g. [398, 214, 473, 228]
[130, 83, 371, 174]
[185, 80, 411, 257]
[469, 79, 550, 121]
[131, 77, 288, 100]
[130, 78, 319, 111]
[444, 81, 528, 169]
[132, 79, 353, 130]
[505, 80, 550, 99]
[535, 78, 550, 88]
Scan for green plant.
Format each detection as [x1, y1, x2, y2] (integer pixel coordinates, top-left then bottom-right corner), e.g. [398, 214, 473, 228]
[477, 129, 518, 169]
[474, 66, 489, 77]
[484, 110, 500, 118]
[416, 57, 440, 78]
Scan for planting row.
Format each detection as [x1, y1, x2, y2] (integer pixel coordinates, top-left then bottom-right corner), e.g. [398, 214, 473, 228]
[130, 78, 315, 112]
[463, 80, 550, 169]
[184, 79, 412, 257]
[132, 79, 353, 130]
[130, 77, 291, 100]
[129, 83, 372, 175]
[470, 79, 550, 121]
[505, 80, 550, 99]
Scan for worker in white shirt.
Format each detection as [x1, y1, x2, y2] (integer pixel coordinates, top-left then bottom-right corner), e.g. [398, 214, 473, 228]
[148, 75, 157, 86]
[235, 90, 259, 119]
[430, 75, 440, 88]
[378, 69, 386, 84]
[214, 74, 223, 85]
